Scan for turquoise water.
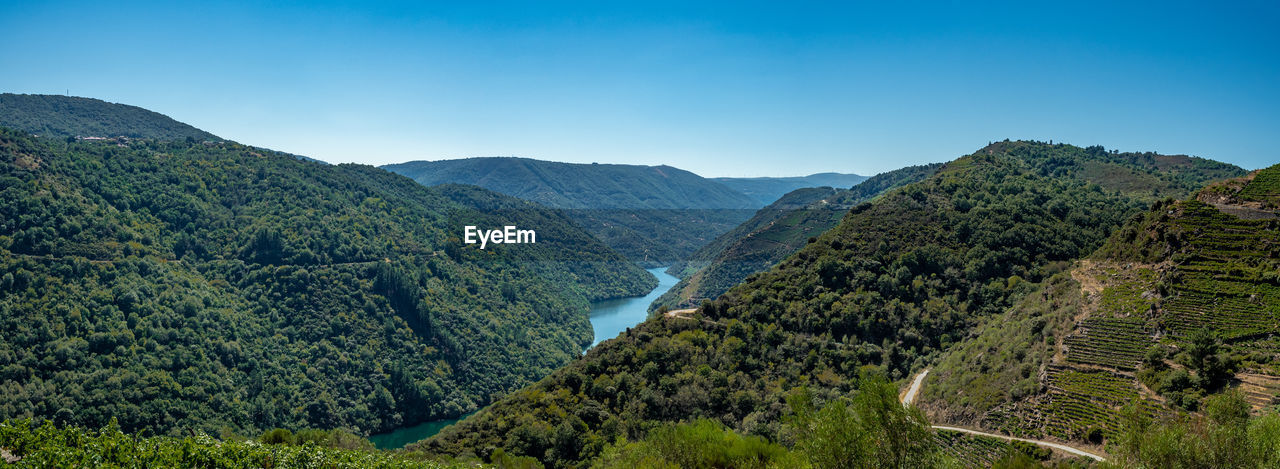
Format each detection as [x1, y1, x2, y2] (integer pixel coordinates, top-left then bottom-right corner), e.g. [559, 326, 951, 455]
[587, 266, 679, 348]
[367, 266, 676, 449]
[368, 411, 475, 450]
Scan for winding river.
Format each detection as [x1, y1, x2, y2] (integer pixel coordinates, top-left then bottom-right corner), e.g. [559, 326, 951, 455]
[586, 266, 680, 349]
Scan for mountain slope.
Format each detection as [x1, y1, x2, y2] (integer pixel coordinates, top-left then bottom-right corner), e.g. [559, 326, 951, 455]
[0, 125, 652, 438]
[922, 163, 1280, 446]
[412, 141, 1244, 467]
[383, 157, 758, 266]
[712, 172, 868, 206]
[0, 94, 218, 141]
[654, 164, 942, 311]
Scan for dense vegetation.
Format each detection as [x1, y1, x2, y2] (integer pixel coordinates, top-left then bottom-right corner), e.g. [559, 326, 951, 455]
[416, 141, 1243, 467]
[654, 163, 942, 311]
[2, 373, 1078, 468]
[0, 126, 654, 439]
[0, 94, 218, 141]
[710, 172, 867, 207]
[383, 157, 759, 266]
[1104, 391, 1280, 468]
[590, 372, 950, 469]
[0, 418, 470, 468]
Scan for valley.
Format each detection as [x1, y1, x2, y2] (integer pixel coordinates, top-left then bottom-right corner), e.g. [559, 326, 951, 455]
[368, 266, 680, 450]
[4, 3, 1276, 467]
[0, 95, 1277, 469]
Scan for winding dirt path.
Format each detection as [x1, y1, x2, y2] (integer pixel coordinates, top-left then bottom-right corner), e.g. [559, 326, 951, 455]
[901, 368, 929, 405]
[900, 368, 1106, 462]
[659, 316, 1109, 462]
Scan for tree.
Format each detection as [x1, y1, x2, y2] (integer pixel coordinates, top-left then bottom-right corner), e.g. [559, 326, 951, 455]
[786, 371, 944, 469]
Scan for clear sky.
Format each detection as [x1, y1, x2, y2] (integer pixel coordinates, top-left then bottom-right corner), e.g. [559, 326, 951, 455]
[2, 1, 1277, 176]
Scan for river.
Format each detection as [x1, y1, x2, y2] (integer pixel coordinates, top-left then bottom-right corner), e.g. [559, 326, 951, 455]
[367, 265, 678, 449]
[586, 266, 680, 348]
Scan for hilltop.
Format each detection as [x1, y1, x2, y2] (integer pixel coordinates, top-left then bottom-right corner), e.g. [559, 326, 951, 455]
[0, 94, 218, 141]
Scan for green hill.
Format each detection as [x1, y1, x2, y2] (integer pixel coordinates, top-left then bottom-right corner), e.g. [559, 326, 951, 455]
[0, 124, 653, 439]
[0, 94, 218, 141]
[653, 164, 941, 311]
[411, 141, 1244, 467]
[922, 163, 1280, 447]
[382, 157, 758, 266]
[711, 172, 868, 206]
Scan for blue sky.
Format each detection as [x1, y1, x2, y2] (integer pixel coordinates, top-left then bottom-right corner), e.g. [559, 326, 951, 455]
[2, 1, 1277, 176]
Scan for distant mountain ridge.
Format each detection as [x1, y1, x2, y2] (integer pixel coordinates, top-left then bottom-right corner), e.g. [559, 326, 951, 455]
[383, 157, 761, 265]
[712, 172, 868, 206]
[0, 93, 218, 141]
[383, 157, 757, 210]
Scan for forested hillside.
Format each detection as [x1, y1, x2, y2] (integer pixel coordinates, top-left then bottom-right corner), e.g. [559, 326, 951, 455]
[711, 172, 867, 206]
[654, 164, 942, 311]
[0, 94, 218, 141]
[921, 163, 1280, 458]
[413, 141, 1244, 467]
[0, 126, 653, 439]
[383, 157, 758, 266]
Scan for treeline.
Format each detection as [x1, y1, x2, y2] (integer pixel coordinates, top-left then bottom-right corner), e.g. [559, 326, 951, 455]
[0, 94, 218, 140]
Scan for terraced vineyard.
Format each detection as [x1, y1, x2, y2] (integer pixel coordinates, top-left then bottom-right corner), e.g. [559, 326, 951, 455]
[1239, 373, 1280, 410]
[1161, 287, 1279, 340]
[1064, 317, 1155, 370]
[1063, 265, 1159, 369]
[1095, 268, 1159, 318]
[1158, 200, 1280, 341]
[934, 430, 1020, 467]
[1236, 163, 1280, 207]
[984, 366, 1160, 441]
